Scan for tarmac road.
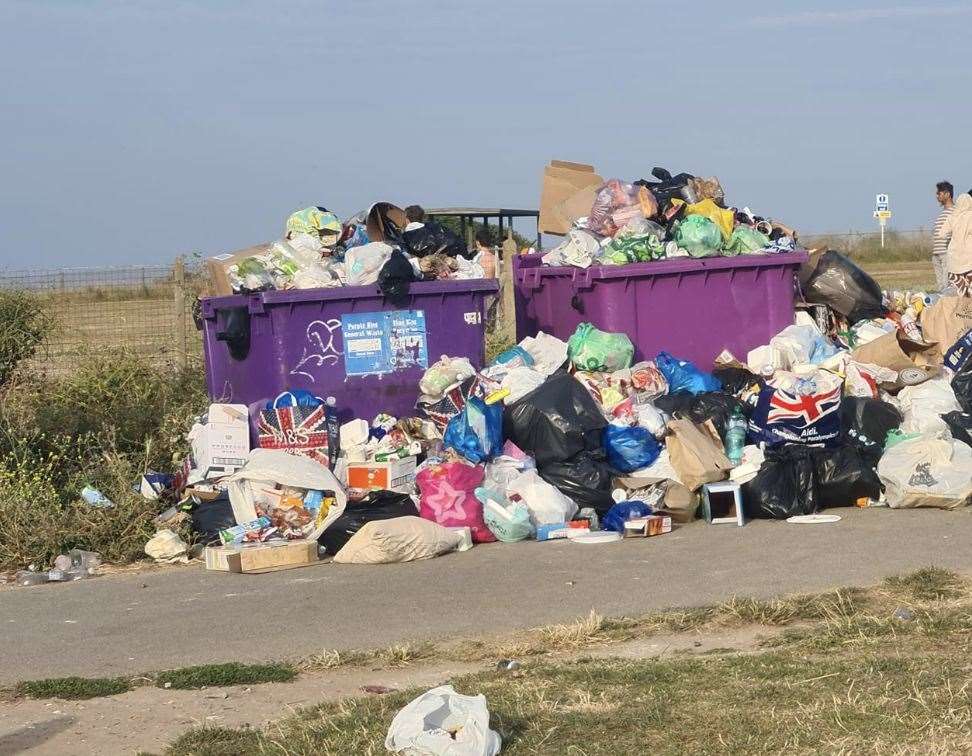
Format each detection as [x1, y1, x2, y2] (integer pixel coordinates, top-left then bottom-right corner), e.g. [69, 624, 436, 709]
[2, 506, 971, 684]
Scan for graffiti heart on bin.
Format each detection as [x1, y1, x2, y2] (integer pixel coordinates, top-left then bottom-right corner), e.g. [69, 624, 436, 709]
[290, 318, 343, 382]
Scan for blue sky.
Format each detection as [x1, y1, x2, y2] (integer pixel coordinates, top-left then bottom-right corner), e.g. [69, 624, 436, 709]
[1, 1, 969, 267]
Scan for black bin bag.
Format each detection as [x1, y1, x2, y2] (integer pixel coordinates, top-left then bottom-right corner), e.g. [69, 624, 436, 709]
[503, 371, 607, 467]
[403, 222, 468, 259]
[951, 363, 972, 414]
[802, 250, 884, 324]
[741, 445, 817, 520]
[812, 445, 882, 509]
[539, 451, 616, 517]
[655, 391, 748, 439]
[841, 397, 902, 463]
[318, 491, 418, 555]
[191, 496, 237, 545]
[943, 412, 972, 448]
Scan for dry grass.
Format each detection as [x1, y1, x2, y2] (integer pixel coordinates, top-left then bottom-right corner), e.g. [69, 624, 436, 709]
[165, 569, 972, 755]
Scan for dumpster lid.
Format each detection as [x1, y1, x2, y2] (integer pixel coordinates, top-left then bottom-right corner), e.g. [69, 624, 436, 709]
[201, 278, 499, 308]
[515, 251, 808, 279]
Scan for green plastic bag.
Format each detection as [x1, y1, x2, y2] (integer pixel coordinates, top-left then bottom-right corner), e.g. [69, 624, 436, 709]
[602, 233, 666, 264]
[567, 322, 635, 372]
[725, 226, 771, 255]
[675, 215, 722, 258]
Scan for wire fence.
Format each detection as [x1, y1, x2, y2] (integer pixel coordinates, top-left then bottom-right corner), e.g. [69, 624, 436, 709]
[0, 231, 937, 374]
[0, 261, 200, 375]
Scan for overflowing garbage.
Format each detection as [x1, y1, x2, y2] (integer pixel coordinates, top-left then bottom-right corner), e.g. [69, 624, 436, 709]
[206, 203, 494, 296]
[30, 247, 930, 578]
[539, 163, 797, 269]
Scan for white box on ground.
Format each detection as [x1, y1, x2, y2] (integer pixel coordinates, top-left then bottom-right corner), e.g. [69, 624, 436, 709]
[189, 403, 250, 480]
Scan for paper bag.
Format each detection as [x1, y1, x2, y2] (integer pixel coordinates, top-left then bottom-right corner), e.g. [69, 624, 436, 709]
[920, 296, 972, 353]
[665, 419, 732, 492]
[851, 331, 939, 373]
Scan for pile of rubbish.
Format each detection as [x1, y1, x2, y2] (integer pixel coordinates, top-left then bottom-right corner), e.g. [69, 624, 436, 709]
[111, 251, 971, 575]
[539, 162, 796, 269]
[209, 203, 495, 297]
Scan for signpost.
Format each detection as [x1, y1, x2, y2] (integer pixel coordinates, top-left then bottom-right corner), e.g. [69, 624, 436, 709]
[873, 193, 891, 248]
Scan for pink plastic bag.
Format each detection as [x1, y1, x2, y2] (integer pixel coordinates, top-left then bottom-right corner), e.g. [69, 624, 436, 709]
[417, 461, 495, 543]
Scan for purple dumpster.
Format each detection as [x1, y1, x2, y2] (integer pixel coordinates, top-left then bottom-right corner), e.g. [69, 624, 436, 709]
[513, 252, 808, 369]
[200, 279, 498, 421]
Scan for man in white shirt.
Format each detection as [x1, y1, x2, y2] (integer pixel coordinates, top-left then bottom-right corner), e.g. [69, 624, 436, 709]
[933, 181, 954, 292]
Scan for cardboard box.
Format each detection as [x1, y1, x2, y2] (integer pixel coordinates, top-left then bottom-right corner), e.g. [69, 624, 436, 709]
[224, 540, 318, 574]
[204, 545, 237, 571]
[206, 243, 271, 297]
[188, 404, 250, 480]
[622, 515, 672, 538]
[613, 476, 699, 523]
[346, 456, 417, 493]
[536, 522, 570, 541]
[539, 160, 603, 235]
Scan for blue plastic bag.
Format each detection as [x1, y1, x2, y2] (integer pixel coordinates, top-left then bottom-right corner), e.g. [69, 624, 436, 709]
[602, 501, 654, 533]
[268, 390, 325, 409]
[603, 425, 661, 473]
[656, 352, 722, 395]
[748, 381, 842, 448]
[444, 397, 503, 463]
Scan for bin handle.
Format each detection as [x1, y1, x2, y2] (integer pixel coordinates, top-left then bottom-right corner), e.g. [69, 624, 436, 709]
[520, 266, 542, 291]
[247, 295, 265, 315]
[571, 268, 594, 292]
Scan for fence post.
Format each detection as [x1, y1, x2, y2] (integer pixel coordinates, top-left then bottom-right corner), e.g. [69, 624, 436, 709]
[500, 231, 517, 343]
[173, 257, 187, 368]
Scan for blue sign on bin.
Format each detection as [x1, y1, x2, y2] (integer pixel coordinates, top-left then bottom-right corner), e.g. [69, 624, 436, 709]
[342, 310, 429, 377]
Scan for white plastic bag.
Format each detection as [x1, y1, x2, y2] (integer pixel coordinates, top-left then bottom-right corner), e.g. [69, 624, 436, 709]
[518, 331, 569, 376]
[385, 684, 502, 756]
[897, 379, 960, 435]
[878, 433, 972, 509]
[500, 366, 546, 404]
[506, 469, 577, 526]
[634, 402, 668, 439]
[223, 449, 347, 540]
[344, 241, 394, 286]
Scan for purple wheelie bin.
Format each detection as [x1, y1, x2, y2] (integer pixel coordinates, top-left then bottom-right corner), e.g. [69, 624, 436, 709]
[513, 252, 808, 369]
[200, 279, 498, 421]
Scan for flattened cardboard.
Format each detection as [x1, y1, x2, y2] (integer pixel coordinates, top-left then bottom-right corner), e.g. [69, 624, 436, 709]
[539, 160, 603, 235]
[851, 331, 940, 374]
[206, 243, 271, 297]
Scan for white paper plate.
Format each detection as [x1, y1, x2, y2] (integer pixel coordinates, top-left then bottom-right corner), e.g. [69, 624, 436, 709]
[786, 514, 841, 524]
[570, 531, 622, 544]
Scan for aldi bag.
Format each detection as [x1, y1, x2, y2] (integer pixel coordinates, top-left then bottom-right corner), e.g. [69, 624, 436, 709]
[748, 379, 842, 448]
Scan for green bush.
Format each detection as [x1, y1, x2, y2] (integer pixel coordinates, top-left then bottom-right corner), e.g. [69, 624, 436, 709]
[0, 290, 54, 387]
[0, 349, 208, 570]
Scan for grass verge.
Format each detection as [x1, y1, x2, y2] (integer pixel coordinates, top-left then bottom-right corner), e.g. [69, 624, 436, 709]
[16, 676, 131, 700]
[155, 663, 296, 690]
[13, 662, 296, 701]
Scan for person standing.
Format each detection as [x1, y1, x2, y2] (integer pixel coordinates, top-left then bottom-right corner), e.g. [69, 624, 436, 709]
[938, 192, 972, 296]
[933, 181, 955, 291]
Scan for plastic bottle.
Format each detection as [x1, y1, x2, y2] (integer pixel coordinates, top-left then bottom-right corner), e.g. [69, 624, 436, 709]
[325, 396, 340, 468]
[724, 406, 747, 466]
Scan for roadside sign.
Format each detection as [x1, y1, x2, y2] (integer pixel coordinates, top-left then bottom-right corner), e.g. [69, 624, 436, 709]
[874, 210, 892, 220]
[875, 193, 890, 212]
